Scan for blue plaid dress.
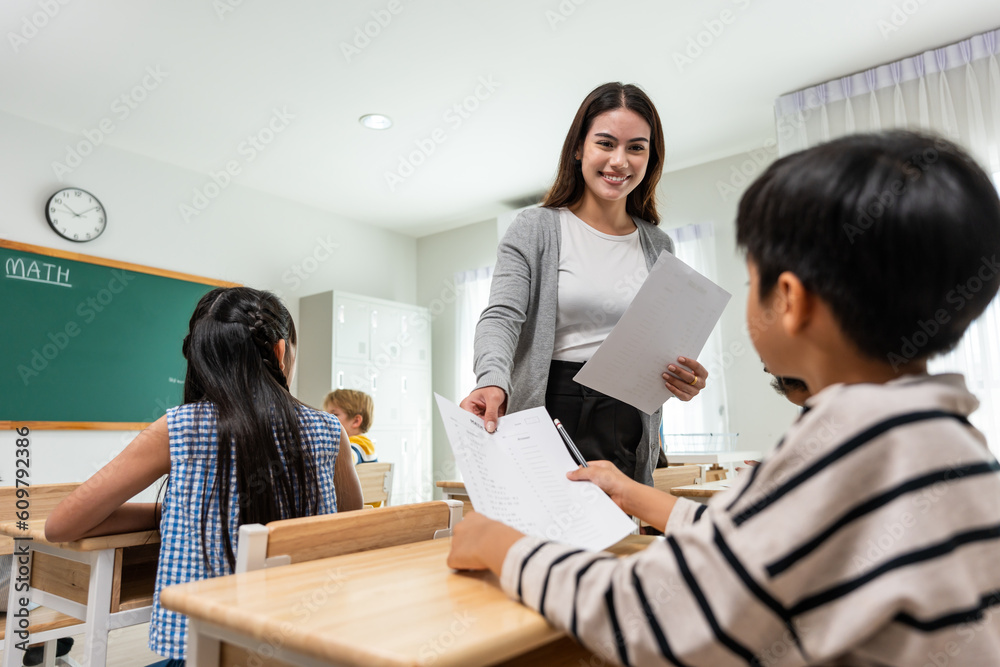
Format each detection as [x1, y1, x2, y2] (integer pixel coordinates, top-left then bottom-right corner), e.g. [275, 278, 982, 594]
[149, 401, 341, 659]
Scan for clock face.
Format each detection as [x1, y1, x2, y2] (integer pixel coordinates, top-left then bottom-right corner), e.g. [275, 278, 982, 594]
[45, 188, 106, 242]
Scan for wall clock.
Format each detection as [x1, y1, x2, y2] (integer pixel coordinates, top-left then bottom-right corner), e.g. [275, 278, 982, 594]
[45, 188, 107, 242]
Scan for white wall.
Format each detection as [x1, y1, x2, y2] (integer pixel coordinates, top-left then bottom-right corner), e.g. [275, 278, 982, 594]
[0, 111, 417, 495]
[415, 220, 497, 495]
[659, 144, 802, 454]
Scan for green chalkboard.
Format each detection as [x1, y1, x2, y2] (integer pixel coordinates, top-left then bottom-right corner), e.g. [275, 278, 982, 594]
[0, 240, 236, 429]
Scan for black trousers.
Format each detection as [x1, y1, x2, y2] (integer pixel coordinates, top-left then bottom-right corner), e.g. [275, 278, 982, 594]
[545, 360, 643, 479]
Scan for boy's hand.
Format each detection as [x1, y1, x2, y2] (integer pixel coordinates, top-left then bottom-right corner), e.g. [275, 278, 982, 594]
[567, 461, 637, 513]
[448, 511, 524, 575]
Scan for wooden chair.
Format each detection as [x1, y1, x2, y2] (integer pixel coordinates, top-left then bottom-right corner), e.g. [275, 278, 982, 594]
[1, 484, 83, 667]
[234, 500, 463, 573]
[651, 464, 702, 494]
[355, 461, 393, 508]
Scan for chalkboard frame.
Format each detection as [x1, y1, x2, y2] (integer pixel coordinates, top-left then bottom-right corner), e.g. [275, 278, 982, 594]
[0, 239, 239, 430]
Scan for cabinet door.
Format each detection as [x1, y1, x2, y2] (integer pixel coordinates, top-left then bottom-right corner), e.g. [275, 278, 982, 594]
[400, 367, 431, 426]
[332, 361, 375, 393]
[334, 295, 370, 360]
[399, 309, 432, 366]
[372, 363, 402, 428]
[370, 305, 405, 366]
[367, 427, 433, 505]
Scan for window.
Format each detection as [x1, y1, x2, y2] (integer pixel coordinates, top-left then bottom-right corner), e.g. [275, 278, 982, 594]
[455, 266, 493, 400]
[660, 223, 731, 442]
[926, 172, 1000, 457]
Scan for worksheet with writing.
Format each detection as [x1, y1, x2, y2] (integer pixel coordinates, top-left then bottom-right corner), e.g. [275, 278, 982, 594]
[435, 394, 637, 551]
[574, 249, 732, 414]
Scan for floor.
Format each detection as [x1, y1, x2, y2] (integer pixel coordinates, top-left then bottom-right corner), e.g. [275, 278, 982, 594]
[0, 623, 160, 667]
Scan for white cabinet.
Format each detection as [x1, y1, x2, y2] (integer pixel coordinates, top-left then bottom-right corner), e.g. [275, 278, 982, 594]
[298, 291, 433, 504]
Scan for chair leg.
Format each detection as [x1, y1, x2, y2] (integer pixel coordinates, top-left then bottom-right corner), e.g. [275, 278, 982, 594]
[42, 640, 57, 667]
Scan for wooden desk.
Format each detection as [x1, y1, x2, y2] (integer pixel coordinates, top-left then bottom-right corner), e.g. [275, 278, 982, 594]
[162, 535, 656, 667]
[0, 519, 159, 667]
[435, 480, 474, 517]
[669, 479, 734, 503]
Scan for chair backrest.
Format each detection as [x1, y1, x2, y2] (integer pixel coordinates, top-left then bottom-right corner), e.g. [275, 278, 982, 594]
[0, 483, 80, 555]
[235, 499, 463, 573]
[651, 465, 702, 494]
[356, 461, 393, 506]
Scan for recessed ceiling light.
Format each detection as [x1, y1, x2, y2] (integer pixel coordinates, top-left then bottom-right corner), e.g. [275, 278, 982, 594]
[359, 114, 392, 130]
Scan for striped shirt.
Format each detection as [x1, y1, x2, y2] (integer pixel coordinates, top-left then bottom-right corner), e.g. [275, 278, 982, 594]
[150, 401, 341, 660]
[500, 374, 1000, 666]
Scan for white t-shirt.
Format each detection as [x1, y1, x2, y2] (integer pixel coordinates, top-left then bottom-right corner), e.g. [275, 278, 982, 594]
[552, 209, 648, 362]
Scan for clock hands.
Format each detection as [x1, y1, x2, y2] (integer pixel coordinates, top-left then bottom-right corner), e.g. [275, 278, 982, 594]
[61, 203, 82, 217]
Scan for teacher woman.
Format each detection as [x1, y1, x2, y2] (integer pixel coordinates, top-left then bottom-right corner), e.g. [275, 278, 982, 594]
[459, 82, 707, 485]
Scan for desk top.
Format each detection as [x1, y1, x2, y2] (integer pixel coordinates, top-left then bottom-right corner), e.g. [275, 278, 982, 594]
[162, 535, 655, 667]
[669, 479, 734, 498]
[435, 480, 467, 490]
[666, 450, 761, 465]
[0, 519, 159, 552]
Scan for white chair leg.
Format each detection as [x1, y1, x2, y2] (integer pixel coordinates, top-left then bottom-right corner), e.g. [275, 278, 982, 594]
[42, 639, 57, 667]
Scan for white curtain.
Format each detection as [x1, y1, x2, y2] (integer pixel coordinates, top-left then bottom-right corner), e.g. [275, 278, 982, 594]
[455, 266, 493, 400]
[774, 28, 1000, 457]
[774, 28, 1000, 175]
[660, 222, 731, 440]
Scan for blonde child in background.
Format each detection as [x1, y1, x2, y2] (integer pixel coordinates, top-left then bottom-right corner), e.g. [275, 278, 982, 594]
[324, 389, 377, 465]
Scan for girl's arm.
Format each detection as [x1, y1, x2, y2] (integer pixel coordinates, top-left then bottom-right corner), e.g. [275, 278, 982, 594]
[45, 416, 171, 542]
[334, 438, 364, 511]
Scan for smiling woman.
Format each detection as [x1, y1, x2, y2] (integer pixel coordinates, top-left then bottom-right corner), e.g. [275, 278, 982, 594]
[458, 82, 710, 485]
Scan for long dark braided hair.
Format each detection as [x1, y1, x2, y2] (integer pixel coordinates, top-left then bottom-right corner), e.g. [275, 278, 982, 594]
[181, 287, 320, 573]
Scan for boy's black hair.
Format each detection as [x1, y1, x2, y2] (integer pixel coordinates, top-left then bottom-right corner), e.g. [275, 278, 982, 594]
[737, 131, 1000, 366]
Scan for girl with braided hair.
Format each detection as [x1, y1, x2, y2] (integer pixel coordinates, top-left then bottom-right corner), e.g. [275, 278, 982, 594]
[46, 287, 363, 666]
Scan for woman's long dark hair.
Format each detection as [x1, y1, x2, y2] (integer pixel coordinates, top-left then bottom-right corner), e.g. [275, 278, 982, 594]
[181, 287, 319, 573]
[543, 82, 666, 225]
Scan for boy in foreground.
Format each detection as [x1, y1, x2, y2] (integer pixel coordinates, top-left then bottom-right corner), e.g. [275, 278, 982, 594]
[449, 132, 1000, 666]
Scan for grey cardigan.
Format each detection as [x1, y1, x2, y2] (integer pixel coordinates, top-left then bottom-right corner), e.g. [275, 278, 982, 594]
[473, 206, 675, 484]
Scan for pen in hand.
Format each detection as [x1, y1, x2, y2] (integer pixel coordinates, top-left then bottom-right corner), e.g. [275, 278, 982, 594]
[553, 419, 588, 468]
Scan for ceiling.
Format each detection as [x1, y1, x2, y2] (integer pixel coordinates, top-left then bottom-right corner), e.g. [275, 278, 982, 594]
[2, 1, 999, 237]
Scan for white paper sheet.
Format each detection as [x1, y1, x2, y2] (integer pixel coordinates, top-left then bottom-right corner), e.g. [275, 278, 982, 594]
[573, 249, 732, 414]
[435, 394, 637, 551]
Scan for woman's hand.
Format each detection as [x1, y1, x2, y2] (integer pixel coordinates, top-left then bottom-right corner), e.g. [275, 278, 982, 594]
[663, 356, 708, 402]
[447, 511, 524, 575]
[566, 461, 637, 513]
[459, 386, 508, 433]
